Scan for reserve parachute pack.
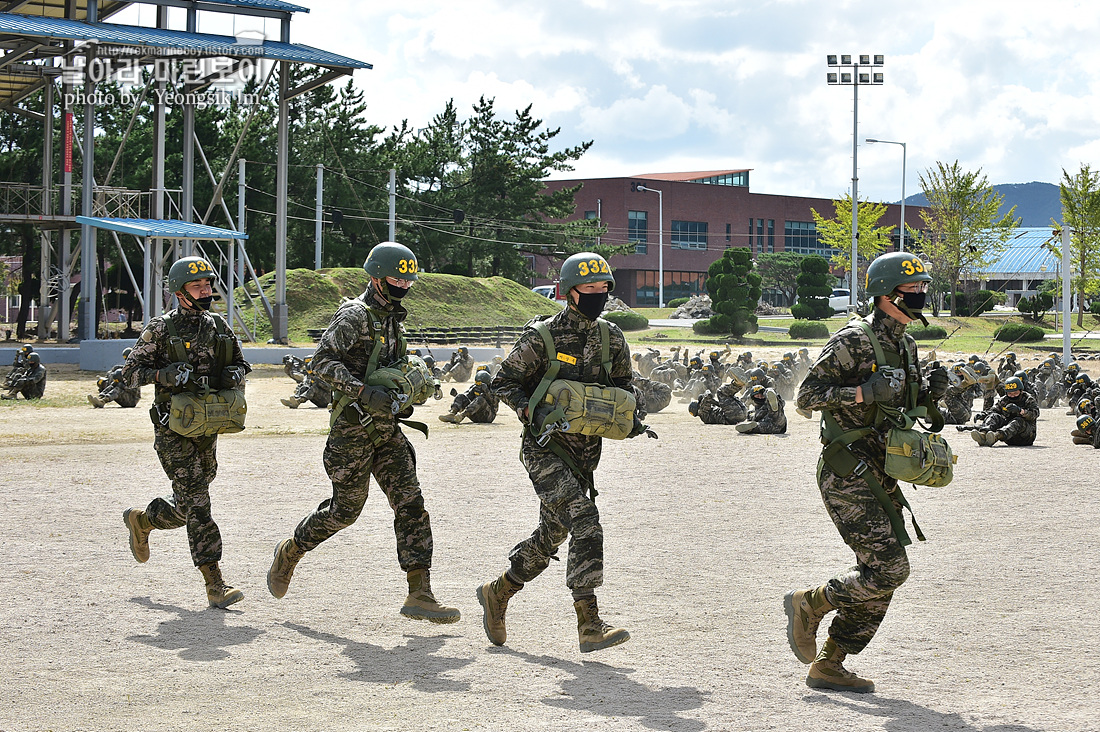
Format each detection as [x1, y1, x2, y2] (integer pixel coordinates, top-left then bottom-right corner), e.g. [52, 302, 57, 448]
[160, 311, 247, 437]
[366, 354, 441, 408]
[528, 318, 636, 444]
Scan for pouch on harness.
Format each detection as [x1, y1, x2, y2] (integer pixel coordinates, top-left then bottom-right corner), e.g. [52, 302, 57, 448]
[158, 311, 247, 438]
[817, 319, 955, 545]
[527, 319, 636, 445]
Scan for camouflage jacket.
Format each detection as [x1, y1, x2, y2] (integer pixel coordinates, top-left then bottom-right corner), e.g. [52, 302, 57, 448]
[989, 391, 1040, 423]
[312, 282, 407, 407]
[797, 308, 929, 463]
[124, 307, 249, 401]
[493, 306, 635, 468]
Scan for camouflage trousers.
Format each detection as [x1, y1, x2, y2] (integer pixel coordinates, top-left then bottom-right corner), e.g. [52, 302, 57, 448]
[294, 417, 433, 571]
[981, 412, 1036, 446]
[508, 436, 603, 591]
[816, 455, 911, 655]
[147, 425, 222, 567]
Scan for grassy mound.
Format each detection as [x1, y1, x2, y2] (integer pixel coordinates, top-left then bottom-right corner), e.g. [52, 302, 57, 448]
[232, 268, 562, 343]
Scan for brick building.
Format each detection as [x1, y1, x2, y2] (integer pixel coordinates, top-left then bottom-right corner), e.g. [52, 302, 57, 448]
[538, 170, 926, 307]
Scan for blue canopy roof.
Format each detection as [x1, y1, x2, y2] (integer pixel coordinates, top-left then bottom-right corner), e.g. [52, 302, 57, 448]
[974, 227, 1059, 278]
[76, 217, 248, 240]
[0, 12, 369, 69]
[188, 0, 310, 12]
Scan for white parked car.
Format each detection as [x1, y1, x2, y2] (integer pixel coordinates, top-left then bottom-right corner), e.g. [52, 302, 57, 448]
[531, 284, 558, 300]
[829, 288, 853, 313]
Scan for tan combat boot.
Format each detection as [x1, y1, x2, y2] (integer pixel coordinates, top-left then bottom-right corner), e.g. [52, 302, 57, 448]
[280, 397, 301, 409]
[401, 569, 461, 623]
[574, 596, 630, 653]
[735, 421, 759, 433]
[122, 508, 153, 563]
[438, 410, 466, 424]
[198, 562, 244, 609]
[784, 585, 835, 663]
[476, 572, 523, 645]
[267, 537, 307, 599]
[88, 394, 106, 408]
[806, 637, 875, 693]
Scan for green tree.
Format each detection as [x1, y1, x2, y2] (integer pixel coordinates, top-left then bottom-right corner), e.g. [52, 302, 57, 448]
[1056, 163, 1100, 327]
[811, 195, 892, 303]
[791, 255, 833, 320]
[756, 251, 804, 306]
[914, 160, 1020, 316]
[698, 248, 760, 338]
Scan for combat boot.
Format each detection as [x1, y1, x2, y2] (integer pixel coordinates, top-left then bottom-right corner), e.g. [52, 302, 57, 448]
[198, 562, 244, 609]
[735, 421, 759, 433]
[438, 410, 466, 424]
[88, 394, 106, 408]
[122, 508, 153, 563]
[267, 537, 306, 599]
[476, 572, 523, 645]
[784, 585, 834, 663]
[806, 637, 875, 693]
[401, 569, 461, 624]
[573, 596, 630, 653]
[280, 397, 301, 409]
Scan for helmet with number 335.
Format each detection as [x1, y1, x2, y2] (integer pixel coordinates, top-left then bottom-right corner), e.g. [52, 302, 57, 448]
[363, 241, 419, 282]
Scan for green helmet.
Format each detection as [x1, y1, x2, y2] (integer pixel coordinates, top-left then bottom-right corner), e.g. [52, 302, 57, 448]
[27, 353, 40, 365]
[1077, 414, 1095, 434]
[864, 252, 932, 297]
[1003, 376, 1024, 397]
[363, 241, 419, 281]
[122, 348, 133, 359]
[168, 256, 217, 293]
[474, 370, 492, 386]
[20, 344, 33, 355]
[559, 252, 615, 293]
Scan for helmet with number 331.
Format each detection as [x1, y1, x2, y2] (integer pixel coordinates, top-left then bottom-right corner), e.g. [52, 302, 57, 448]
[559, 252, 615, 293]
[865, 251, 932, 298]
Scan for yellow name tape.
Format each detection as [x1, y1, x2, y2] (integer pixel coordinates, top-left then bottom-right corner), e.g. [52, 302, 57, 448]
[557, 353, 577, 365]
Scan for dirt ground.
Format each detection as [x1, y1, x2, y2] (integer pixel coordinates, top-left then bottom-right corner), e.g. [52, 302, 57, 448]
[1, 357, 1097, 732]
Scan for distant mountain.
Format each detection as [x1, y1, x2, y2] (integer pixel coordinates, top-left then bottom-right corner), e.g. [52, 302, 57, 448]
[903, 181, 1061, 227]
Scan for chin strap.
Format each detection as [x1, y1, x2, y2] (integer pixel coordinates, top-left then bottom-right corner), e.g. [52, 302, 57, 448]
[893, 296, 929, 327]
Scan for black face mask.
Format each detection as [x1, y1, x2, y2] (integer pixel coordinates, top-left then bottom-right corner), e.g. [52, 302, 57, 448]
[386, 282, 410, 300]
[196, 296, 214, 311]
[574, 291, 608, 320]
[901, 291, 927, 311]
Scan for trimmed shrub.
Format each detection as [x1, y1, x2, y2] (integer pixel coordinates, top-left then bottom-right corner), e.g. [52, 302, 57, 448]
[794, 255, 833, 320]
[603, 310, 649, 331]
[788, 320, 830, 339]
[993, 323, 1046, 342]
[666, 297, 689, 308]
[1089, 301, 1100, 315]
[907, 324, 948, 340]
[698, 249, 760, 337]
[693, 318, 725, 335]
[948, 290, 999, 316]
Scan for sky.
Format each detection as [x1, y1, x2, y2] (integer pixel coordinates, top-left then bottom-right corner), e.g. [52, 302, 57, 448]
[125, 0, 1100, 202]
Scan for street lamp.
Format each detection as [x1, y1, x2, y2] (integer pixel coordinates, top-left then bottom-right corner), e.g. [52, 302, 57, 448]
[866, 138, 907, 252]
[636, 184, 664, 307]
[828, 54, 884, 308]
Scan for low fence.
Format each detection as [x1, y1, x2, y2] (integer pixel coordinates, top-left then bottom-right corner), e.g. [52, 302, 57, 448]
[307, 325, 526, 346]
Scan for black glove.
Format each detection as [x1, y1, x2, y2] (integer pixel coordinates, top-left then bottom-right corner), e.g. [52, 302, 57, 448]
[155, 362, 190, 387]
[222, 366, 246, 388]
[1005, 403, 1022, 415]
[927, 366, 950, 400]
[861, 368, 904, 405]
[358, 386, 394, 415]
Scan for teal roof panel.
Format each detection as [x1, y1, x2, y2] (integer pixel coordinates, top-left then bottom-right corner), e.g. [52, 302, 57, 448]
[76, 217, 248, 240]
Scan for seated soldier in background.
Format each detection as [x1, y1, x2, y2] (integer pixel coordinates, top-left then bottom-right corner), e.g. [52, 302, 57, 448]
[1070, 413, 1100, 447]
[736, 383, 788, 434]
[439, 367, 499, 424]
[442, 346, 475, 382]
[281, 355, 331, 409]
[2, 351, 46, 400]
[969, 375, 1039, 447]
[633, 373, 672, 414]
[89, 348, 141, 408]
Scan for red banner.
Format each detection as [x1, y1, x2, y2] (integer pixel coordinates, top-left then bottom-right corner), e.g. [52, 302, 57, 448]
[63, 112, 73, 174]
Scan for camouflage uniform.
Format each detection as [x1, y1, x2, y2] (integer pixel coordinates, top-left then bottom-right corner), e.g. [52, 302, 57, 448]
[492, 307, 635, 592]
[3, 361, 46, 400]
[448, 379, 500, 423]
[288, 370, 332, 408]
[290, 282, 434, 572]
[976, 391, 1039, 446]
[122, 307, 250, 567]
[694, 384, 748, 425]
[94, 363, 142, 407]
[634, 374, 672, 414]
[939, 382, 977, 425]
[633, 347, 662, 378]
[742, 389, 787, 434]
[442, 348, 475, 383]
[795, 308, 929, 654]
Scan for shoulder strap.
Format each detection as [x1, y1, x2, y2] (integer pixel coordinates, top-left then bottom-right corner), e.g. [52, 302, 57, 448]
[528, 320, 562, 414]
[597, 319, 613, 386]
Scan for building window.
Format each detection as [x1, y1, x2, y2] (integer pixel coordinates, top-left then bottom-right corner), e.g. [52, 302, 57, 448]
[686, 172, 749, 187]
[634, 270, 706, 307]
[784, 220, 836, 257]
[768, 219, 775, 253]
[584, 210, 596, 220]
[725, 223, 731, 242]
[671, 220, 707, 250]
[628, 210, 648, 254]
[756, 219, 764, 255]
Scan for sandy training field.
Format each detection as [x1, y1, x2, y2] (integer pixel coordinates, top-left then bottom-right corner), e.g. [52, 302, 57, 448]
[1, 361, 1096, 731]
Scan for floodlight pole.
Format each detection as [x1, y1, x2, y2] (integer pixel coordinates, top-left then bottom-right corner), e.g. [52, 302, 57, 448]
[636, 185, 664, 307]
[827, 54, 884, 307]
[866, 138, 906, 251]
[1062, 226, 1072, 364]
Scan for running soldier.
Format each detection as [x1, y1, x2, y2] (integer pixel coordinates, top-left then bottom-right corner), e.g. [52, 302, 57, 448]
[477, 252, 653, 653]
[121, 256, 250, 608]
[265, 242, 459, 624]
[786, 251, 949, 693]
